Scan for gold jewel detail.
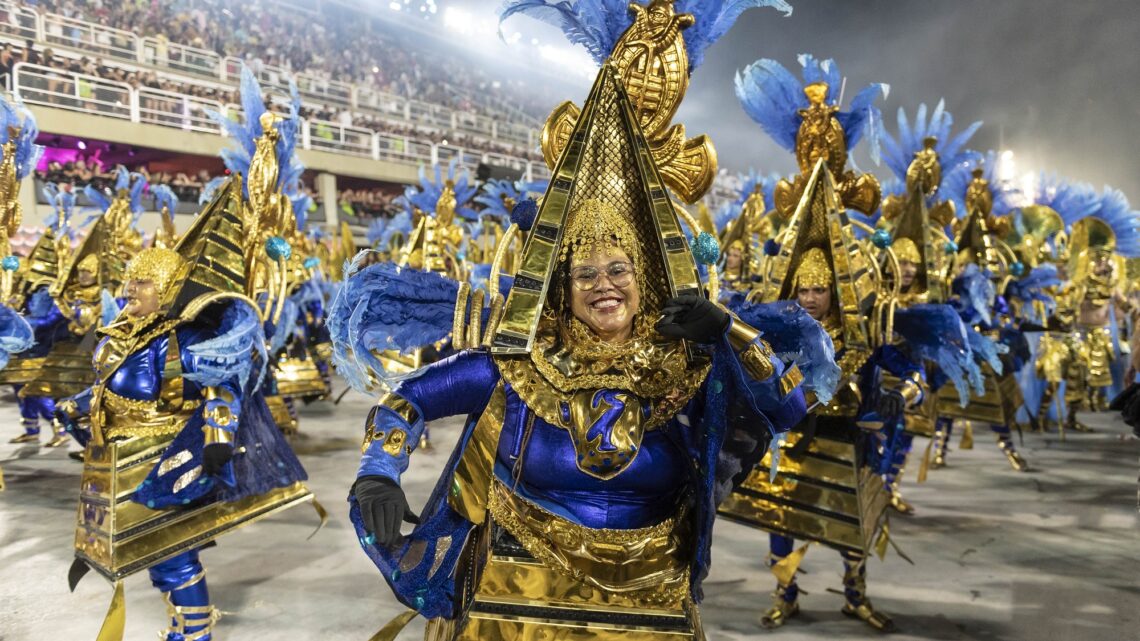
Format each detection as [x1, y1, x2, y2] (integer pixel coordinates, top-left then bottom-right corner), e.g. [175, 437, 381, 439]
[382, 429, 408, 457]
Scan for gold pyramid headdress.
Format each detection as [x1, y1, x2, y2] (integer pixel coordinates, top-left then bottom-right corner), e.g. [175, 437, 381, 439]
[759, 159, 877, 352]
[955, 169, 1016, 279]
[1005, 204, 1064, 268]
[22, 228, 61, 291]
[490, 64, 701, 354]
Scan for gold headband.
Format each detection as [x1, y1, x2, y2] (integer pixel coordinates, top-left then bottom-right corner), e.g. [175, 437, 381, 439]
[124, 248, 187, 297]
[893, 237, 921, 264]
[77, 254, 99, 274]
[793, 247, 833, 288]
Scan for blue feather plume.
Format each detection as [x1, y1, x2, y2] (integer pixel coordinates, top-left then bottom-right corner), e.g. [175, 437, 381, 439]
[1093, 186, 1140, 258]
[475, 178, 526, 218]
[723, 296, 840, 402]
[291, 193, 313, 231]
[942, 150, 1020, 218]
[199, 177, 227, 205]
[500, 0, 791, 73]
[151, 184, 179, 215]
[329, 254, 461, 392]
[183, 301, 268, 390]
[100, 289, 121, 327]
[952, 263, 995, 326]
[379, 211, 413, 249]
[366, 217, 388, 246]
[893, 303, 983, 405]
[1005, 264, 1062, 312]
[0, 304, 34, 370]
[0, 95, 44, 181]
[1031, 173, 1100, 230]
[880, 100, 982, 188]
[736, 55, 888, 159]
[404, 160, 480, 221]
[966, 326, 1005, 376]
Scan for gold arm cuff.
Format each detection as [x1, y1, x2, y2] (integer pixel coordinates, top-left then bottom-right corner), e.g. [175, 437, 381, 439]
[898, 373, 924, 407]
[375, 391, 421, 426]
[203, 425, 235, 446]
[726, 316, 761, 351]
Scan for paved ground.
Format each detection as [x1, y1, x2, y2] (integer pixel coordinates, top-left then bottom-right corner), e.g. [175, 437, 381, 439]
[1, 386, 1137, 641]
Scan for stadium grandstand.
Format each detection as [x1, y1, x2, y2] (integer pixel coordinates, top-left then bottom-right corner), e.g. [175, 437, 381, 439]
[0, 0, 740, 247]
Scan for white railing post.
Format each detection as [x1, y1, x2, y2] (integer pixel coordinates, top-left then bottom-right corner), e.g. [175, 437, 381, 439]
[430, 143, 439, 166]
[301, 119, 312, 150]
[371, 133, 380, 161]
[129, 88, 140, 122]
[525, 162, 533, 183]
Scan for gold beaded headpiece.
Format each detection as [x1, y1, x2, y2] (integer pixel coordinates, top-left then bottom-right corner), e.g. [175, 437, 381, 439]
[892, 237, 921, 264]
[124, 248, 187, 299]
[792, 247, 833, 289]
[559, 199, 642, 267]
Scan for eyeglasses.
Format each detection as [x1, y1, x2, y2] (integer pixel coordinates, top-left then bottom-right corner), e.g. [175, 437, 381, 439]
[569, 261, 635, 291]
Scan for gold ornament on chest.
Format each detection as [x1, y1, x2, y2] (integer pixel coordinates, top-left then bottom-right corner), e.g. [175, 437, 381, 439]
[556, 388, 650, 481]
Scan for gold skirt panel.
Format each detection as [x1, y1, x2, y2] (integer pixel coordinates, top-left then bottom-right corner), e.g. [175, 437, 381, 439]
[937, 365, 1021, 425]
[426, 482, 702, 640]
[19, 342, 95, 399]
[0, 356, 45, 386]
[75, 433, 312, 581]
[718, 426, 886, 555]
[1077, 326, 1114, 388]
[274, 357, 331, 399]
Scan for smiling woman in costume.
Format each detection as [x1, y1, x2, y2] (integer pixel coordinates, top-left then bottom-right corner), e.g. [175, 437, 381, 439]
[328, 2, 836, 638]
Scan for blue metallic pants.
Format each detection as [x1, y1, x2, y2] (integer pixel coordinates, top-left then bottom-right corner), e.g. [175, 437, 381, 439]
[770, 534, 870, 606]
[15, 386, 54, 435]
[148, 549, 215, 641]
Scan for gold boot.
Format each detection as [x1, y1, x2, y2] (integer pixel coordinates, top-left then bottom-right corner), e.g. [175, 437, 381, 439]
[931, 426, 949, 469]
[160, 571, 220, 641]
[996, 433, 1028, 472]
[43, 430, 69, 448]
[760, 584, 800, 629]
[841, 554, 896, 633]
[9, 433, 39, 444]
[419, 433, 434, 451]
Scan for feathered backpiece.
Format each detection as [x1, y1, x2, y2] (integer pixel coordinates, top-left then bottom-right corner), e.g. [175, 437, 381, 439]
[366, 217, 388, 247]
[880, 100, 981, 190]
[199, 177, 226, 205]
[499, 0, 791, 72]
[474, 178, 547, 218]
[379, 210, 413, 252]
[290, 192, 313, 232]
[736, 54, 889, 161]
[943, 150, 1020, 219]
[207, 65, 305, 200]
[0, 95, 45, 181]
[1091, 186, 1140, 258]
[1004, 263, 1062, 323]
[1032, 173, 1100, 229]
[404, 159, 479, 221]
[329, 254, 460, 392]
[0, 304, 33, 370]
[183, 300, 268, 392]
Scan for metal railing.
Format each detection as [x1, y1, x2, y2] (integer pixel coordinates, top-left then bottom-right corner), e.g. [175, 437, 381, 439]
[0, 1, 542, 146]
[10, 64, 544, 180]
[137, 87, 223, 134]
[13, 63, 131, 120]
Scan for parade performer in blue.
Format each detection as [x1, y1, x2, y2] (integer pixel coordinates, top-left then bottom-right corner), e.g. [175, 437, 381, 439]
[329, 2, 839, 639]
[56, 66, 319, 641]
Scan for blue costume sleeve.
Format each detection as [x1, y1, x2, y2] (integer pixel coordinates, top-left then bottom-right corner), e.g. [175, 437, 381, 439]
[358, 351, 500, 483]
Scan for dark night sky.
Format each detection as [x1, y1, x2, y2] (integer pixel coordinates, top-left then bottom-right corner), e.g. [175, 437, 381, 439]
[670, 0, 1140, 198]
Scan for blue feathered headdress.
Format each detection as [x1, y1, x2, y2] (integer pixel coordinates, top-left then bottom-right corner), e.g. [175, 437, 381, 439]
[0, 95, 44, 181]
[207, 65, 305, 201]
[199, 176, 226, 205]
[736, 54, 889, 162]
[366, 217, 388, 247]
[401, 159, 479, 222]
[474, 178, 548, 218]
[291, 193, 313, 231]
[880, 100, 982, 189]
[942, 150, 1020, 218]
[499, 0, 792, 73]
[951, 263, 996, 326]
[378, 210, 413, 251]
[1031, 173, 1100, 228]
[1093, 186, 1140, 258]
[1004, 263, 1062, 323]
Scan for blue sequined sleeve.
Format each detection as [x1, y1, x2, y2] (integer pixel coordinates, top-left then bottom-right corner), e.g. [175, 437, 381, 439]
[358, 350, 500, 483]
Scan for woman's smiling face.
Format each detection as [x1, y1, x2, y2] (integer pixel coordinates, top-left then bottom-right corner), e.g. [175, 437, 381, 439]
[568, 246, 640, 343]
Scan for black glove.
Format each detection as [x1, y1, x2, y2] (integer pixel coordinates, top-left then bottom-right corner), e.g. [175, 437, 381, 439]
[876, 390, 906, 423]
[354, 475, 421, 547]
[656, 295, 729, 344]
[202, 443, 234, 476]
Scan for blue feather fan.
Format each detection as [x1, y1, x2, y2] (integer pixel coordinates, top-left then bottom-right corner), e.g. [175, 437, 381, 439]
[0, 95, 44, 181]
[1093, 187, 1140, 258]
[893, 303, 982, 405]
[880, 100, 982, 189]
[329, 254, 461, 392]
[942, 150, 1020, 218]
[1031, 173, 1099, 228]
[183, 301, 268, 391]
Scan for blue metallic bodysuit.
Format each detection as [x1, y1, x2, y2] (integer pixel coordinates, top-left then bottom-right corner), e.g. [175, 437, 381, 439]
[12, 286, 68, 438]
[352, 321, 807, 625]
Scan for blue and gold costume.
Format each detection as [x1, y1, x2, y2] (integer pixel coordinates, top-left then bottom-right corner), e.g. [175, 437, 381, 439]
[56, 66, 319, 641]
[331, 3, 823, 638]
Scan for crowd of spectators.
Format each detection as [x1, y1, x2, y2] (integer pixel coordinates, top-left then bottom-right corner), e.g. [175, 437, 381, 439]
[19, 0, 554, 125]
[335, 187, 401, 220]
[36, 155, 221, 203]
